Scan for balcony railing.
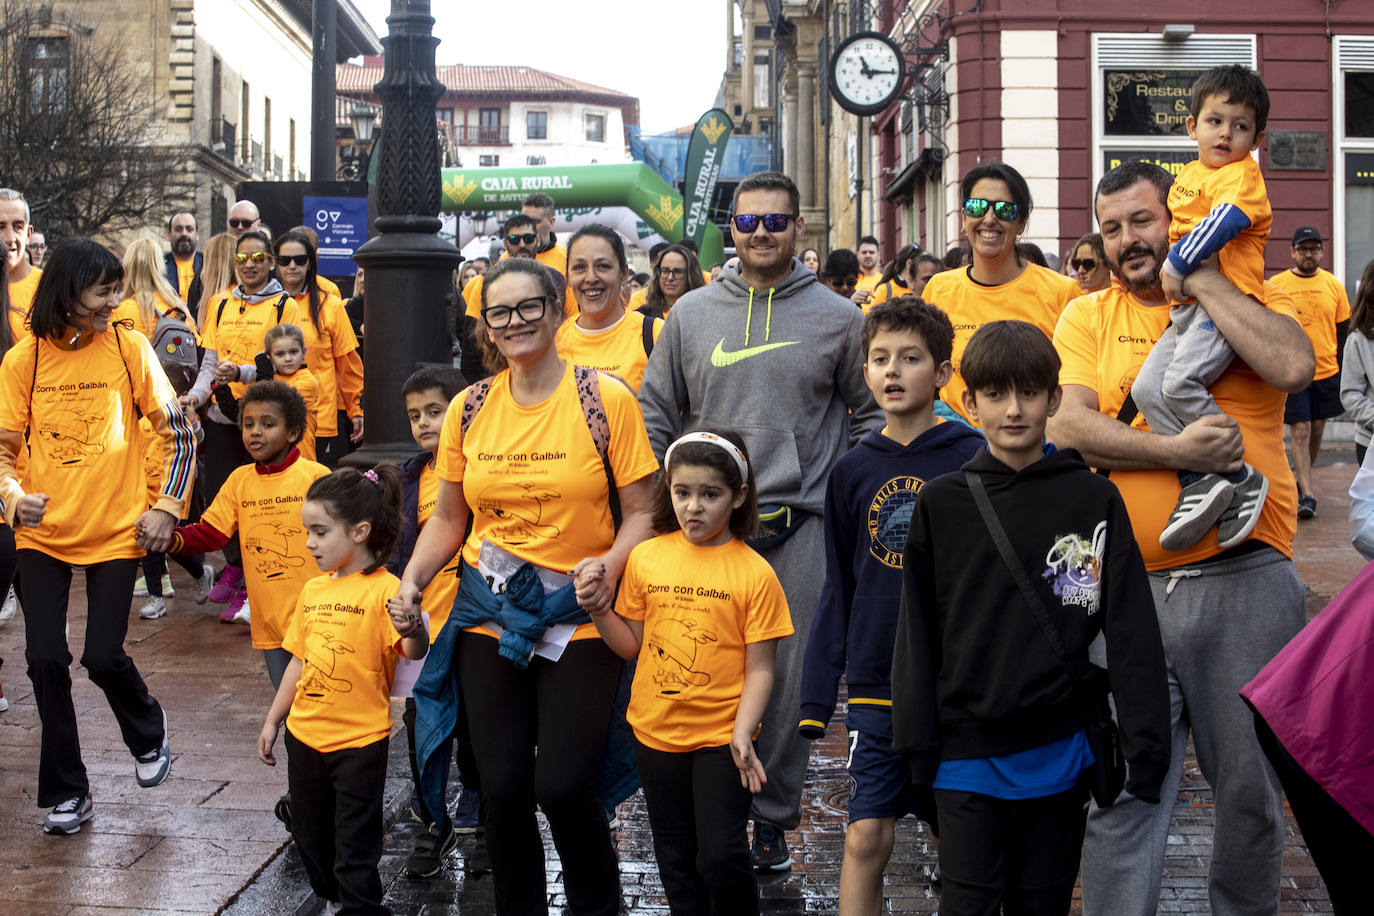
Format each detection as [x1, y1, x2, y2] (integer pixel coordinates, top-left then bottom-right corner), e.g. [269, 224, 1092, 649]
[210, 117, 236, 162]
[457, 125, 509, 145]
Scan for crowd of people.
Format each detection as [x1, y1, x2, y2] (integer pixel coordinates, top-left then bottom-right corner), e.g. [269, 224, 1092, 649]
[0, 60, 1370, 916]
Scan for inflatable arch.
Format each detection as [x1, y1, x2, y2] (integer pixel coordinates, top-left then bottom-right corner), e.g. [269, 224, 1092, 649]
[440, 163, 726, 268]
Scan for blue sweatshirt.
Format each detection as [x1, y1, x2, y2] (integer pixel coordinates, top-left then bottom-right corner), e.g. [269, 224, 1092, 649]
[798, 420, 985, 737]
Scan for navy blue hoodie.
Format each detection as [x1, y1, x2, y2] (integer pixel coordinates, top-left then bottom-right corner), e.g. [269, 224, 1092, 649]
[798, 420, 984, 737]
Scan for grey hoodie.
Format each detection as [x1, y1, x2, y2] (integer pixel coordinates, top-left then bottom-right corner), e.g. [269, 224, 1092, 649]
[638, 259, 882, 514]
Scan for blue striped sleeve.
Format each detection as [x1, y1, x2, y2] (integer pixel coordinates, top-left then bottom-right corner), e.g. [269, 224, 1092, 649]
[1167, 202, 1252, 277]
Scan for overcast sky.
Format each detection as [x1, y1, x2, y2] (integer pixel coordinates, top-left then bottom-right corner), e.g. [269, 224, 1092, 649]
[351, 1, 727, 135]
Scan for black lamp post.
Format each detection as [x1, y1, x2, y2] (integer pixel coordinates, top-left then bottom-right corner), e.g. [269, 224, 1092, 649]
[346, 0, 461, 465]
[338, 104, 378, 181]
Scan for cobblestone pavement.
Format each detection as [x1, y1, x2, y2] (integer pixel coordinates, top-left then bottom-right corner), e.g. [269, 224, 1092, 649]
[0, 456, 1360, 914]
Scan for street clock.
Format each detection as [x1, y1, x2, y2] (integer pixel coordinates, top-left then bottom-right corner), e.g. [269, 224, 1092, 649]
[829, 31, 906, 116]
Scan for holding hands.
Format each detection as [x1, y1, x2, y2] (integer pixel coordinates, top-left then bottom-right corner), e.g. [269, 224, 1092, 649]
[386, 584, 427, 639]
[571, 556, 614, 615]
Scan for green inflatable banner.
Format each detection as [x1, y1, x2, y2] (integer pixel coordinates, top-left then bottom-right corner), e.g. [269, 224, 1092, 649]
[682, 109, 734, 249]
[440, 162, 725, 267]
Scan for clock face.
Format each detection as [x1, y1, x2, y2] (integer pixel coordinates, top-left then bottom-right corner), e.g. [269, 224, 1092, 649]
[831, 32, 904, 115]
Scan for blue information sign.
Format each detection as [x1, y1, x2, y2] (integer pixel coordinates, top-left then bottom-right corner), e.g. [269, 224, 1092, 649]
[304, 195, 368, 276]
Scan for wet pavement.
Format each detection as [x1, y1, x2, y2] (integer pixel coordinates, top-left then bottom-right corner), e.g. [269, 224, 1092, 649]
[0, 448, 1363, 914]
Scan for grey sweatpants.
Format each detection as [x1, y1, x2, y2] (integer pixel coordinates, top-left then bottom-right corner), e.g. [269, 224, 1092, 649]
[1131, 301, 1234, 436]
[1080, 546, 1305, 916]
[749, 514, 824, 830]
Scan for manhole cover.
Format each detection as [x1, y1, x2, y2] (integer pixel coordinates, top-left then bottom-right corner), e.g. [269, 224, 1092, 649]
[819, 785, 850, 817]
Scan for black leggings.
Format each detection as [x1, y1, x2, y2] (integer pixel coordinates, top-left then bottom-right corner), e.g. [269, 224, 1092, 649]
[636, 741, 758, 915]
[201, 419, 249, 566]
[458, 632, 623, 915]
[0, 524, 16, 683]
[17, 550, 164, 807]
[141, 551, 205, 598]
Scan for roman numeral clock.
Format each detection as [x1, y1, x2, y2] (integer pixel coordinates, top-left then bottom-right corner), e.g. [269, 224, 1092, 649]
[829, 30, 906, 116]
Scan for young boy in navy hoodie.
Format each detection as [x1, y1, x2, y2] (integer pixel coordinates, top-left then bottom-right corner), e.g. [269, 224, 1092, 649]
[798, 298, 984, 914]
[891, 320, 1170, 916]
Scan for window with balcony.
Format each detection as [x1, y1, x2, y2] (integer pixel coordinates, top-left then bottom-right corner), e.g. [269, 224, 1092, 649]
[527, 110, 547, 140]
[585, 112, 606, 143]
[479, 108, 502, 144]
[26, 37, 68, 115]
[438, 107, 454, 124]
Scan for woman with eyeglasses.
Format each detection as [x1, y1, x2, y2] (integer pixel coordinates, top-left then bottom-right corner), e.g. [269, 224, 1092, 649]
[920, 162, 1081, 421]
[556, 224, 663, 392]
[394, 256, 658, 914]
[193, 230, 302, 622]
[1070, 232, 1111, 294]
[639, 244, 704, 320]
[272, 230, 363, 468]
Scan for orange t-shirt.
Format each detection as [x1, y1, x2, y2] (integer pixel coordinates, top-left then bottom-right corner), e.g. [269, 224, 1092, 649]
[856, 272, 882, 293]
[921, 263, 1080, 422]
[200, 291, 302, 397]
[283, 569, 405, 753]
[555, 310, 663, 392]
[7, 267, 41, 340]
[618, 531, 793, 753]
[866, 279, 911, 311]
[111, 293, 200, 343]
[196, 456, 330, 648]
[1053, 282, 1299, 570]
[174, 257, 196, 300]
[317, 275, 341, 298]
[435, 363, 660, 640]
[277, 368, 321, 460]
[292, 291, 360, 436]
[1168, 157, 1271, 301]
[626, 287, 649, 314]
[1268, 268, 1351, 381]
[416, 463, 461, 640]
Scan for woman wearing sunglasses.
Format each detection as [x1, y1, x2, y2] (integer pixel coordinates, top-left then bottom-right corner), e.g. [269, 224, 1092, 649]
[395, 256, 658, 914]
[193, 230, 301, 621]
[1070, 232, 1111, 294]
[272, 230, 363, 467]
[920, 162, 1081, 421]
[638, 244, 704, 320]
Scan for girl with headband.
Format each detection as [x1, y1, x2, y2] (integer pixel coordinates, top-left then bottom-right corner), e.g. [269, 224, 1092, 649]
[590, 428, 794, 914]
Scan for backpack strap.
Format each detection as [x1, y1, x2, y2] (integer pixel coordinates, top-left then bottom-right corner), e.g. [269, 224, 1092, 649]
[574, 365, 626, 530]
[215, 294, 232, 328]
[275, 293, 289, 324]
[640, 314, 655, 359]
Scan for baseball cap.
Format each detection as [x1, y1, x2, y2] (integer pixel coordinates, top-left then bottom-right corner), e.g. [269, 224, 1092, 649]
[1292, 226, 1323, 246]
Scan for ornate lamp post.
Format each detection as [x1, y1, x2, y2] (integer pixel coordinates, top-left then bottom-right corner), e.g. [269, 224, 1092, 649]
[347, 0, 462, 464]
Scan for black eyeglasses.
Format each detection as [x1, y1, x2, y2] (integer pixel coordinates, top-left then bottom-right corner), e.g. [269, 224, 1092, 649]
[658, 267, 686, 278]
[277, 254, 311, 267]
[1295, 245, 1323, 255]
[482, 296, 547, 329]
[506, 232, 538, 246]
[1070, 258, 1097, 272]
[228, 218, 257, 229]
[731, 213, 793, 233]
[962, 198, 1021, 222]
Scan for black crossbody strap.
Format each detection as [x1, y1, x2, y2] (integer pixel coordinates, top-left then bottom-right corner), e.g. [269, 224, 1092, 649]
[1095, 394, 1139, 479]
[965, 470, 1084, 686]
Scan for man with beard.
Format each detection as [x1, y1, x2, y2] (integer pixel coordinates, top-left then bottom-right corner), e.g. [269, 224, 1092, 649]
[164, 212, 201, 301]
[638, 170, 882, 873]
[1048, 161, 1314, 916]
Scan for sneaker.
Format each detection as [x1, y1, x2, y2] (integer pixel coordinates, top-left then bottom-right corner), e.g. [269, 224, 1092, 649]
[231, 593, 251, 625]
[0, 586, 17, 627]
[405, 822, 459, 878]
[192, 562, 215, 604]
[324, 901, 342, 915]
[1159, 474, 1234, 552]
[134, 574, 173, 598]
[408, 787, 428, 825]
[1297, 494, 1318, 520]
[134, 710, 171, 788]
[274, 794, 292, 832]
[220, 588, 247, 624]
[752, 821, 793, 872]
[138, 596, 167, 620]
[208, 564, 244, 603]
[450, 788, 481, 833]
[42, 794, 93, 835]
[132, 574, 149, 596]
[1218, 466, 1271, 550]
[605, 806, 620, 832]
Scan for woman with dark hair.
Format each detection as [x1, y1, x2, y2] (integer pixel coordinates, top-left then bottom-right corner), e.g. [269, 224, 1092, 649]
[921, 161, 1081, 421]
[556, 224, 663, 391]
[273, 229, 364, 468]
[193, 230, 302, 621]
[867, 244, 922, 308]
[0, 239, 196, 833]
[395, 257, 659, 914]
[1070, 232, 1111, 293]
[1340, 259, 1374, 465]
[640, 244, 704, 320]
[800, 247, 821, 273]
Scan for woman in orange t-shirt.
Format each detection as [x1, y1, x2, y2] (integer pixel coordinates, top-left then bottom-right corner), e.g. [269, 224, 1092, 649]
[395, 257, 658, 914]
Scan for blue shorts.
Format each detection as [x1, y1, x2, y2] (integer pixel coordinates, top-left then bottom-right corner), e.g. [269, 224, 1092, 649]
[1285, 373, 1344, 424]
[845, 706, 938, 831]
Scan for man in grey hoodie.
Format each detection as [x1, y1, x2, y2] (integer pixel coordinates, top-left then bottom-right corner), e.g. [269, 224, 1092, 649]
[639, 171, 883, 871]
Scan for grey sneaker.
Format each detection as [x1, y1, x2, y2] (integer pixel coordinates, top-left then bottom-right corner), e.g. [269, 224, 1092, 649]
[138, 596, 167, 620]
[1159, 474, 1234, 552]
[192, 562, 215, 604]
[43, 794, 93, 835]
[405, 822, 458, 878]
[135, 711, 171, 787]
[1217, 465, 1270, 549]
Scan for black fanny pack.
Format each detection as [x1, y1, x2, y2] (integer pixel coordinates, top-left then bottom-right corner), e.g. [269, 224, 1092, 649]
[747, 504, 811, 551]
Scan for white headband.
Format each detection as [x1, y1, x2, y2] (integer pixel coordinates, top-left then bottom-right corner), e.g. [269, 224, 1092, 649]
[664, 431, 749, 482]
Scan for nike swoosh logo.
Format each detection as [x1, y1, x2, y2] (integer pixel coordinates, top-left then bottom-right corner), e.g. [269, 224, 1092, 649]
[710, 338, 799, 367]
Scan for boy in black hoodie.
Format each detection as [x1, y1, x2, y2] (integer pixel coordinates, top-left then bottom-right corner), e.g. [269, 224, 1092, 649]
[891, 321, 1169, 916]
[799, 299, 984, 913]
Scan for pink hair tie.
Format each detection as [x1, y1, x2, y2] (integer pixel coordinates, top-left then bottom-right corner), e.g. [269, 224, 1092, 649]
[363, 469, 380, 485]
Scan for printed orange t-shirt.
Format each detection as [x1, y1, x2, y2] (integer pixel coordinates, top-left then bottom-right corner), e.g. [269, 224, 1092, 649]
[292, 291, 360, 437]
[283, 569, 405, 753]
[555, 310, 663, 392]
[200, 291, 302, 397]
[1268, 268, 1351, 381]
[618, 531, 793, 753]
[197, 457, 330, 648]
[416, 463, 461, 640]
[1169, 157, 1271, 301]
[435, 363, 660, 640]
[174, 257, 196, 300]
[7, 267, 41, 340]
[1053, 281, 1298, 571]
[277, 368, 321, 460]
[921, 262, 1080, 422]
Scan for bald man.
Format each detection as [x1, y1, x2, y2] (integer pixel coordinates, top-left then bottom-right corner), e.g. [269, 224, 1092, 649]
[227, 200, 261, 238]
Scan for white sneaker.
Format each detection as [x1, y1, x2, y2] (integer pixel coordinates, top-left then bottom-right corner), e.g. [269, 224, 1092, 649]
[138, 596, 167, 620]
[134, 710, 171, 788]
[43, 794, 93, 834]
[192, 562, 215, 605]
[133, 574, 173, 598]
[232, 598, 251, 625]
[0, 586, 17, 627]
